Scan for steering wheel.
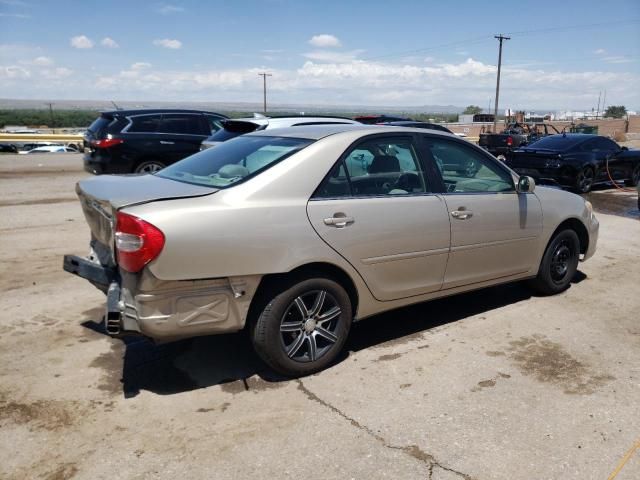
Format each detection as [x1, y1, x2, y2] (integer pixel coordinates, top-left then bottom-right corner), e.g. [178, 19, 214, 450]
[393, 172, 421, 192]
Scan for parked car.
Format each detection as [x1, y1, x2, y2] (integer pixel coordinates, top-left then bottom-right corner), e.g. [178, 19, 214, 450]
[377, 120, 453, 134]
[16, 142, 64, 152]
[479, 123, 560, 159]
[83, 109, 228, 174]
[506, 134, 640, 193]
[200, 115, 360, 150]
[354, 115, 413, 124]
[64, 125, 598, 376]
[19, 146, 78, 154]
[0, 143, 18, 153]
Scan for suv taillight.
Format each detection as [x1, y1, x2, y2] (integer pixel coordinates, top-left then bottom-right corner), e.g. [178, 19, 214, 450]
[115, 212, 165, 273]
[506, 136, 513, 146]
[91, 138, 123, 148]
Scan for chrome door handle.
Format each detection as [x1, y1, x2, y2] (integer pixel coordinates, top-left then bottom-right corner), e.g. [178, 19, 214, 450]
[160, 140, 174, 145]
[451, 210, 473, 220]
[324, 215, 355, 228]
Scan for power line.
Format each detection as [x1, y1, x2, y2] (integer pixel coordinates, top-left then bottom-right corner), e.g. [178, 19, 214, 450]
[504, 18, 640, 37]
[359, 18, 640, 64]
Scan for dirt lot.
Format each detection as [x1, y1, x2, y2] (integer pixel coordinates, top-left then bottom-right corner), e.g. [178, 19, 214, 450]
[1, 153, 639, 480]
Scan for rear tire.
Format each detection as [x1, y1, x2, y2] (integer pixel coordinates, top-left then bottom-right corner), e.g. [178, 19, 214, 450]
[134, 160, 165, 174]
[529, 229, 580, 295]
[574, 166, 595, 193]
[250, 277, 352, 377]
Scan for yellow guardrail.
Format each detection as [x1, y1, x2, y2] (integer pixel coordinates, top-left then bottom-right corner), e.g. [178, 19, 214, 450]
[0, 133, 83, 142]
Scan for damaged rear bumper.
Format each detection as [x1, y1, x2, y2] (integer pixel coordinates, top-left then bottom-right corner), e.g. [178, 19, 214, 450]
[63, 254, 261, 341]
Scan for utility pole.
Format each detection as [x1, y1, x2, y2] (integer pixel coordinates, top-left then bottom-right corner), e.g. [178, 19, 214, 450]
[602, 89, 607, 118]
[492, 34, 510, 133]
[596, 91, 601, 119]
[45, 102, 54, 130]
[258, 72, 272, 114]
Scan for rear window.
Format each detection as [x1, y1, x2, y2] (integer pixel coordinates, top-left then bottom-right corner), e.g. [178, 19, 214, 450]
[525, 135, 587, 151]
[157, 135, 313, 188]
[88, 116, 113, 134]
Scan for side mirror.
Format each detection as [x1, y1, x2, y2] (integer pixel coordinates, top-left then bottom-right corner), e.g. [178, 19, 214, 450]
[517, 175, 536, 193]
[621, 146, 629, 151]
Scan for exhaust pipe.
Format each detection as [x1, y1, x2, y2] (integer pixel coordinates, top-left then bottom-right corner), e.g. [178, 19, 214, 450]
[105, 282, 122, 336]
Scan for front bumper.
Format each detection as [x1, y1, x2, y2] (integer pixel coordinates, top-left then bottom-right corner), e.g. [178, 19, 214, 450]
[63, 254, 261, 341]
[583, 213, 599, 262]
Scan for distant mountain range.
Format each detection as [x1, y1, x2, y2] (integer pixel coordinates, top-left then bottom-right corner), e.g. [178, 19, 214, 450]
[0, 98, 465, 114]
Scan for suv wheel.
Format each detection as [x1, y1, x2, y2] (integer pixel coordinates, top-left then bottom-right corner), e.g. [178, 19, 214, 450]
[251, 277, 352, 377]
[529, 229, 580, 295]
[134, 160, 165, 174]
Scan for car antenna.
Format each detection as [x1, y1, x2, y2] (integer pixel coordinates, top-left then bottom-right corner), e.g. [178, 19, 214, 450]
[111, 100, 122, 110]
[253, 112, 267, 119]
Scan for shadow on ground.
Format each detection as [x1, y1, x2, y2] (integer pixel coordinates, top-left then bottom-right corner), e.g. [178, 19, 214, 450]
[82, 273, 586, 398]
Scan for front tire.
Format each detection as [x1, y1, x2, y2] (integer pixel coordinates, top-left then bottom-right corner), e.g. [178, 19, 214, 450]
[251, 277, 352, 377]
[529, 229, 580, 295]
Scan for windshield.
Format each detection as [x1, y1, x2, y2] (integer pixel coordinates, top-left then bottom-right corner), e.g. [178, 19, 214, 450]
[157, 135, 314, 188]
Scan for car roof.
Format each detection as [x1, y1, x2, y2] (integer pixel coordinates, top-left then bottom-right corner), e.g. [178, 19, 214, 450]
[229, 116, 359, 127]
[246, 124, 456, 141]
[100, 109, 228, 117]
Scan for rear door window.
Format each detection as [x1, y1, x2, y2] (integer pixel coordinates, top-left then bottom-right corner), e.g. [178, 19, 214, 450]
[314, 136, 429, 198]
[128, 114, 162, 133]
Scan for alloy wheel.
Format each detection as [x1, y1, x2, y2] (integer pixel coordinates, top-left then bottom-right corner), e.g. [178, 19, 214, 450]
[136, 162, 164, 174]
[577, 168, 594, 193]
[279, 290, 342, 363]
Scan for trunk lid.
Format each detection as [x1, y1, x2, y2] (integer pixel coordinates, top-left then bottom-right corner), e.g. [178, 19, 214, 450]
[77, 174, 217, 248]
[508, 149, 559, 167]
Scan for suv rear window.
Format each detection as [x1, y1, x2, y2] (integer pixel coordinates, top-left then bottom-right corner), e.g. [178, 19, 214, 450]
[88, 116, 113, 134]
[158, 135, 313, 188]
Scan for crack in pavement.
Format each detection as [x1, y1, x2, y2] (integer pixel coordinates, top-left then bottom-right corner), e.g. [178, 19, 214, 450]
[296, 379, 473, 479]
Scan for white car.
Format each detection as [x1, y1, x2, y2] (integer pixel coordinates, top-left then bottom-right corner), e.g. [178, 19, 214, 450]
[20, 146, 78, 154]
[200, 115, 361, 150]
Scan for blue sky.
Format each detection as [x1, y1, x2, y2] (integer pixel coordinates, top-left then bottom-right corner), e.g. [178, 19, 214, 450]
[1, 0, 639, 110]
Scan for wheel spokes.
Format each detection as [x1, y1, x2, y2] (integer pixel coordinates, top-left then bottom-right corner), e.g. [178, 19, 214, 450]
[317, 306, 341, 324]
[293, 296, 309, 317]
[306, 335, 318, 361]
[314, 327, 338, 344]
[286, 333, 306, 358]
[280, 321, 303, 332]
[308, 291, 326, 317]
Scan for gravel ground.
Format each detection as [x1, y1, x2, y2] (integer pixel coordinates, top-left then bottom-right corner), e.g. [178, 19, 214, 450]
[0, 153, 638, 480]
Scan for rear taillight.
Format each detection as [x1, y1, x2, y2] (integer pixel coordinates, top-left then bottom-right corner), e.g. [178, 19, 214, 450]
[91, 138, 123, 148]
[115, 212, 165, 273]
[506, 136, 513, 146]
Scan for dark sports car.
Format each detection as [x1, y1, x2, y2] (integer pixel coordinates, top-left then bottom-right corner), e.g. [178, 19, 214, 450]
[506, 134, 640, 193]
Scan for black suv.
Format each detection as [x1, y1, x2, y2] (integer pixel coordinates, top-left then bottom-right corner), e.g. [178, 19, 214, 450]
[84, 109, 228, 174]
